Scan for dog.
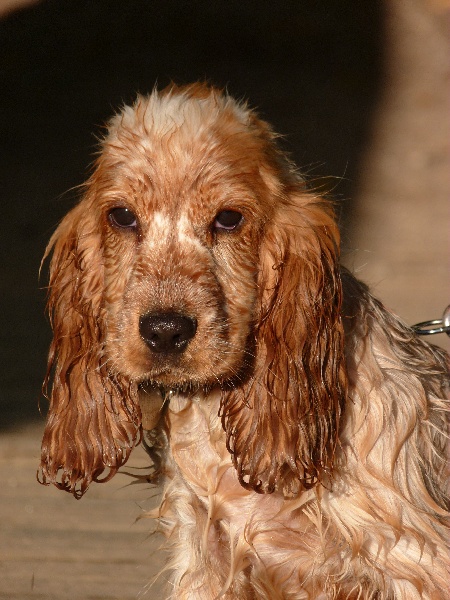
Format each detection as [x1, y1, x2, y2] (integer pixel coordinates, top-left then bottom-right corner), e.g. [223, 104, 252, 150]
[38, 83, 449, 599]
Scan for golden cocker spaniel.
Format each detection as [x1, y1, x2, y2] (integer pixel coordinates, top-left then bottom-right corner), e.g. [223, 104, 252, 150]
[39, 84, 449, 599]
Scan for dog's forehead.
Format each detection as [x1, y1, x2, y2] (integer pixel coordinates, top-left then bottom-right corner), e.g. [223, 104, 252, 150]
[99, 90, 272, 217]
[106, 90, 253, 163]
[107, 91, 273, 179]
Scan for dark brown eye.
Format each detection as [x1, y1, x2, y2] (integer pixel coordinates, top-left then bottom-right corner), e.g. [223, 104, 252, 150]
[214, 210, 243, 231]
[108, 207, 137, 229]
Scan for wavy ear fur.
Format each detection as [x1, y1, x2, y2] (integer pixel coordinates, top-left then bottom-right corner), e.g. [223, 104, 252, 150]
[221, 190, 347, 495]
[38, 198, 141, 498]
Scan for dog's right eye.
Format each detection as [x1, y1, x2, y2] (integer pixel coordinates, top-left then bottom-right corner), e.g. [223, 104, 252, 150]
[108, 207, 138, 229]
[214, 210, 243, 231]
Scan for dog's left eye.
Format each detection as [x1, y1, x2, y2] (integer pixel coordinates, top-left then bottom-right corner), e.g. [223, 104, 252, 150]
[108, 207, 138, 229]
[214, 210, 243, 231]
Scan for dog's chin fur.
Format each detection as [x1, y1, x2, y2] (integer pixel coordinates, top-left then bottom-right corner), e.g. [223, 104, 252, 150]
[38, 83, 449, 599]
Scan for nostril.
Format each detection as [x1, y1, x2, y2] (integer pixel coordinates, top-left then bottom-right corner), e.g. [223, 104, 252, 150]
[139, 312, 197, 354]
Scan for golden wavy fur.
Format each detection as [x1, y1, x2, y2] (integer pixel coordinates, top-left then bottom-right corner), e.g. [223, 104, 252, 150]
[38, 84, 449, 599]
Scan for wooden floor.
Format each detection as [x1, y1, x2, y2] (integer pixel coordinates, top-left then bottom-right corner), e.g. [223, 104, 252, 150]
[0, 423, 166, 599]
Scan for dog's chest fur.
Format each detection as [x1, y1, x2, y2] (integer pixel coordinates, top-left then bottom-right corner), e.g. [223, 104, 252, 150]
[156, 392, 355, 598]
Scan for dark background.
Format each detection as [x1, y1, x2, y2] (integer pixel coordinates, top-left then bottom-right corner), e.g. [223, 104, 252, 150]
[1, 0, 386, 429]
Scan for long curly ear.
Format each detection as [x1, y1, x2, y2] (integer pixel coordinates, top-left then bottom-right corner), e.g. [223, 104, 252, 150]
[38, 198, 141, 498]
[220, 191, 347, 496]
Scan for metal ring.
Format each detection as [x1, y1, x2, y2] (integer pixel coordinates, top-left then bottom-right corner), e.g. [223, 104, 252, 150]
[413, 306, 450, 336]
[413, 320, 450, 335]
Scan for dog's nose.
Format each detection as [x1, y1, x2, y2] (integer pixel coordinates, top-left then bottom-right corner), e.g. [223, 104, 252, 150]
[139, 312, 197, 354]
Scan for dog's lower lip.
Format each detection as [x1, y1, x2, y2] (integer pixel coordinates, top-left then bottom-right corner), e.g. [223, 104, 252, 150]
[139, 369, 193, 389]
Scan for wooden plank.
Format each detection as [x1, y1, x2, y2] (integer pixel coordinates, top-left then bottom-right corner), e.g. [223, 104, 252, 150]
[0, 424, 167, 599]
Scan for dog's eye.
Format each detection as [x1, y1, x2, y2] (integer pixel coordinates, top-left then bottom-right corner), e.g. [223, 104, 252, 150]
[108, 207, 137, 229]
[214, 210, 243, 231]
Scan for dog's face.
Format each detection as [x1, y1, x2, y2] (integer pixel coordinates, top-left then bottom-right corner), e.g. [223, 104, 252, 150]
[40, 84, 345, 498]
[93, 90, 279, 389]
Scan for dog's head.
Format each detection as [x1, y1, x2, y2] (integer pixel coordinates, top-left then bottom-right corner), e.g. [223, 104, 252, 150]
[39, 84, 346, 498]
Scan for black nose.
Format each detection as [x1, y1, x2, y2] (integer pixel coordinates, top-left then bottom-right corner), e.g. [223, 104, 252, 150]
[139, 312, 197, 354]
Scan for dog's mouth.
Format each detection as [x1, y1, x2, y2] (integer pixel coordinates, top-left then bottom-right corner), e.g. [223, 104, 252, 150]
[117, 307, 254, 398]
[137, 359, 210, 389]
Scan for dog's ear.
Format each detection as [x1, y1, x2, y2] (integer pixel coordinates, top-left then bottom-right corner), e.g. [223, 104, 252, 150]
[38, 197, 140, 498]
[220, 190, 347, 495]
